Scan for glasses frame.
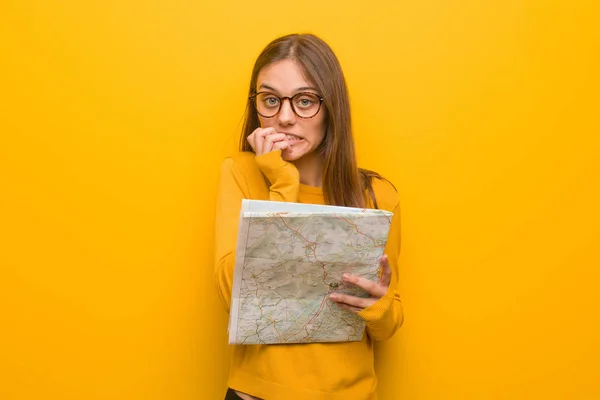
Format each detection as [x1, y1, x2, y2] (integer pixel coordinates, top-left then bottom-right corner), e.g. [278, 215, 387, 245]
[249, 91, 324, 119]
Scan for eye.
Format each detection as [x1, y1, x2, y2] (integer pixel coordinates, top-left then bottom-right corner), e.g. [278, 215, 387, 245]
[295, 95, 317, 108]
[263, 96, 280, 107]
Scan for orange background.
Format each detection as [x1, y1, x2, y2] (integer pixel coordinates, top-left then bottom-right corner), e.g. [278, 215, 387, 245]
[1, 1, 599, 399]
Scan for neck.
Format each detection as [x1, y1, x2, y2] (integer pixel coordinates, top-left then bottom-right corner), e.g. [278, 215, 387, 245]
[292, 153, 324, 188]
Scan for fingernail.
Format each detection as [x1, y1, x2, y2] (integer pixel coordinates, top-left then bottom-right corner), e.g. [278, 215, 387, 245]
[329, 294, 338, 300]
[342, 273, 350, 280]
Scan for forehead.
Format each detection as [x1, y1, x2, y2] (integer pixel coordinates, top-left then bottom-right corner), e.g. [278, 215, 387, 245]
[256, 59, 314, 92]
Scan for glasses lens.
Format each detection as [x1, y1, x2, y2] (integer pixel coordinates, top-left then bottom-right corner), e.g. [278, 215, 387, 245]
[292, 93, 321, 118]
[255, 93, 280, 117]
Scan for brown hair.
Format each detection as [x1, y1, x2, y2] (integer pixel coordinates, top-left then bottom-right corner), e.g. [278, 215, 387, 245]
[239, 33, 386, 208]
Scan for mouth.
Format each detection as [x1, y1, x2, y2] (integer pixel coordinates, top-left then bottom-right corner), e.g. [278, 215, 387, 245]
[283, 133, 303, 143]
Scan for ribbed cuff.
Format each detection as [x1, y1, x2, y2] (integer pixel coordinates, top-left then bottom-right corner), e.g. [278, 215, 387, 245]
[358, 291, 394, 323]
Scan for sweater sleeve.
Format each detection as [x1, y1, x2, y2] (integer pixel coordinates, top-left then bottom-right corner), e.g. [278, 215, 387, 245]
[254, 150, 300, 202]
[213, 151, 300, 311]
[357, 203, 404, 340]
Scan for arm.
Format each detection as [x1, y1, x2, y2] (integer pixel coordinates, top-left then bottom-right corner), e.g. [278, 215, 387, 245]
[213, 151, 299, 311]
[359, 202, 403, 340]
[329, 202, 404, 341]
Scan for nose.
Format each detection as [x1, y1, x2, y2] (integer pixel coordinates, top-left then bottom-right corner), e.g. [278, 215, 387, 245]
[277, 98, 296, 125]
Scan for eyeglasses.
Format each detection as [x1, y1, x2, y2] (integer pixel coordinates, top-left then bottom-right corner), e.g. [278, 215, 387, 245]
[249, 91, 324, 119]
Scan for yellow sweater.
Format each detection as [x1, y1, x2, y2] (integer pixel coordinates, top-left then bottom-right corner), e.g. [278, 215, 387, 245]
[214, 150, 403, 400]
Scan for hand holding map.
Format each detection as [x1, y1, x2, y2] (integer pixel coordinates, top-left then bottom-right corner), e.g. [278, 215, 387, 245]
[328, 253, 392, 313]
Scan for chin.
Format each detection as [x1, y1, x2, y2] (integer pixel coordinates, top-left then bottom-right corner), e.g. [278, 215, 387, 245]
[281, 151, 302, 162]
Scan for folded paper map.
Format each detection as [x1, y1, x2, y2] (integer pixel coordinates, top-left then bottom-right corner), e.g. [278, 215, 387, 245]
[228, 199, 394, 345]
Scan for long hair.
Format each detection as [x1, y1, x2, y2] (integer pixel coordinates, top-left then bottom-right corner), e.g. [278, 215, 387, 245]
[239, 33, 384, 208]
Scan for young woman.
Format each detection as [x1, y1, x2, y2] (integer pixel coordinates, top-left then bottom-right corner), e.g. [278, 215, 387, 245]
[214, 33, 403, 400]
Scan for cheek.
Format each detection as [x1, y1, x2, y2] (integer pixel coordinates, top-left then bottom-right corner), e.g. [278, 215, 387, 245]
[258, 116, 274, 129]
[312, 114, 327, 140]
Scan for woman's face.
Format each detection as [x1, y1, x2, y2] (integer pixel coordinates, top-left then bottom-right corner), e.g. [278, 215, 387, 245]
[256, 59, 327, 161]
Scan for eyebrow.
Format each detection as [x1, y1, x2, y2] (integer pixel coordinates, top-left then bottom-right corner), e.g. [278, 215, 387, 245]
[258, 84, 319, 93]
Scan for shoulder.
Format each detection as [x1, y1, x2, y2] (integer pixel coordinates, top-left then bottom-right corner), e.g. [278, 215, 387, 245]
[221, 151, 256, 169]
[363, 171, 399, 212]
[372, 176, 399, 212]
[219, 151, 261, 178]
[221, 150, 296, 182]
[218, 151, 271, 196]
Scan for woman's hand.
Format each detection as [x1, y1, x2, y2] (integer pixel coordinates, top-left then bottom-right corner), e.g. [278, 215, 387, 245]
[329, 254, 391, 313]
[247, 127, 292, 156]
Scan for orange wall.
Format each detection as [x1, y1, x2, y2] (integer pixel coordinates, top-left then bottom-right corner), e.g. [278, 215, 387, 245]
[1, 1, 599, 399]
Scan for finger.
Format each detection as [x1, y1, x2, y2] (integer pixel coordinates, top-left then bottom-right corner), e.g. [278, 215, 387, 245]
[272, 141, 290, 152]
[247, 133, 256, 152]
[342, 273, 387, 298]
[335, 302, 362, 314]
[254, 128, 278, 155]
[379, 254, 392, 288]
[329, 292, 373, 309]
[254, 129, 264, 154]
[251, 128, 270, 154]
[271, 134, 293, 153]
[263, 133, 289, 152]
